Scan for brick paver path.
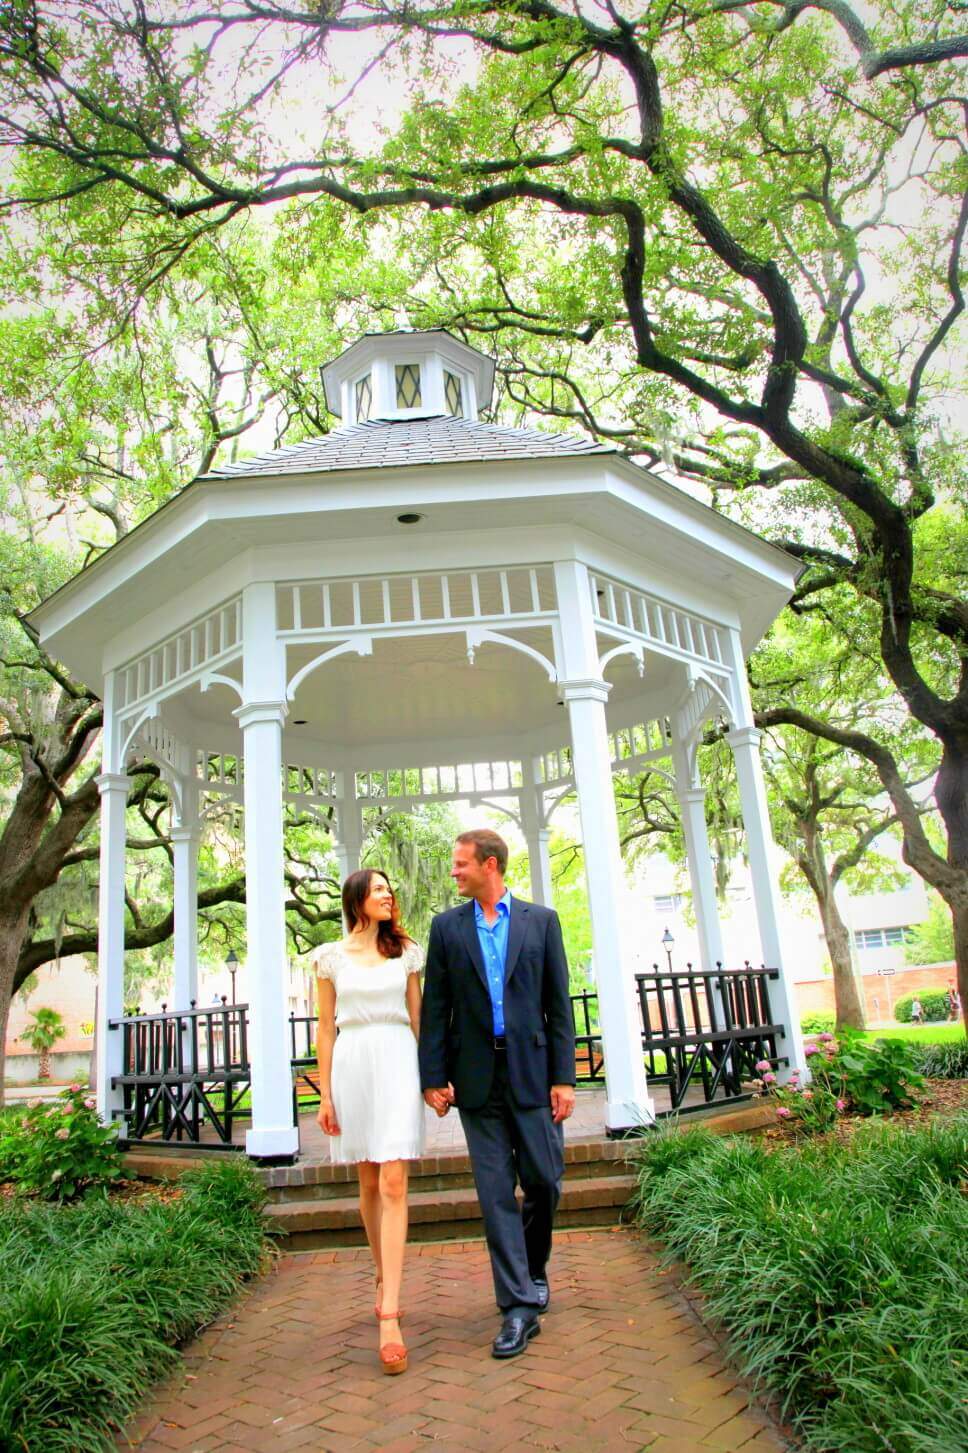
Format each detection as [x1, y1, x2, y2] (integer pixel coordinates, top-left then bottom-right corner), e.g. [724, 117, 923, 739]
[120, 1230, 795, 1453]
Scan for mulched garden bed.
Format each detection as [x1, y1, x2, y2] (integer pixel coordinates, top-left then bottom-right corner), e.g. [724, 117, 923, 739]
[762, 1075, 968, 1147]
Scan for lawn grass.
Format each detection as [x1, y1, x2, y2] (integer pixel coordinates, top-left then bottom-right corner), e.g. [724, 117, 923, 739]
[629, 1114, 968, 1453]
[0, 1157, 271, 1453]
[860, 1023, 965, 1044]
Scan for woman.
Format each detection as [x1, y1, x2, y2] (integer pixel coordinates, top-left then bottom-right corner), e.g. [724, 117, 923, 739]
[313, 869, 425, 1375]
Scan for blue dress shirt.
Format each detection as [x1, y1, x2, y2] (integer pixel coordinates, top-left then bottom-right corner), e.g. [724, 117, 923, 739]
[475, 890, 511, 1036]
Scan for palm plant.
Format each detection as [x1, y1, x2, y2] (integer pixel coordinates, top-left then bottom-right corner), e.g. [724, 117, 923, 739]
[19, 1007, 66, 1081]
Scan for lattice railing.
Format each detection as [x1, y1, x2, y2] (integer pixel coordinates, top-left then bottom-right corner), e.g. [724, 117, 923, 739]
[277, 566, 556, 637]
[589, 570, 727, 669]
[117, 596, 243, 712]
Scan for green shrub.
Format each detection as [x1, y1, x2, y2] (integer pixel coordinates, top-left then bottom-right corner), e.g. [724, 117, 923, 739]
[0, 1157, 269, 1453]
[752, 1031, 923, 1131]
[912, 1039, 968, 1079]
[895, 989, 950, 1023]
[800, 1011, 836, 1034]
[0, 1085, 124, 1201]
[629, 1115, 968, 1453]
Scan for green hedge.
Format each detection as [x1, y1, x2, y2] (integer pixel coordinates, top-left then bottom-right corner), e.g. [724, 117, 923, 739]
[629, 1115, 968, 1453]
[894, 989, 951, 1023]
[912, 1039, 968, 1079]
[0, 1158, 270, 1453]
[799, 1012, 836, 1034]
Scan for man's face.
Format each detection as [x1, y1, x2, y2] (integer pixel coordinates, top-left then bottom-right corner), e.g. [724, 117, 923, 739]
[451, 841, 491, 898]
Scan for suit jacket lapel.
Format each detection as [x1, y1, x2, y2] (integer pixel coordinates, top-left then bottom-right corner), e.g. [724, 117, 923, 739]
[459, 900, 489, 993]
[504, 897, 529, 985]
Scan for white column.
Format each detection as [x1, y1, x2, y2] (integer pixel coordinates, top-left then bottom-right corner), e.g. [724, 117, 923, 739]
[171, 776, 200, 1011]
[669, 735, 726, 973]
[333, 771, 364, 884]
[554, 560, 654, 1130]
[727, 724, 807, 1080]
[95, 771, 131, 1129]
[236, 581, 299, 1160]
[520, 757, 553, 906]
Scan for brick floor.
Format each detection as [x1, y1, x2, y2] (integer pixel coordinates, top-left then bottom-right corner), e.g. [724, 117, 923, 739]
[118, 1230, 798, 1453]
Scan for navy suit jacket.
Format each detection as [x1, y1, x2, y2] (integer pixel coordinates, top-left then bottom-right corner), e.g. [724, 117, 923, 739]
[418, 896, 576, 1111]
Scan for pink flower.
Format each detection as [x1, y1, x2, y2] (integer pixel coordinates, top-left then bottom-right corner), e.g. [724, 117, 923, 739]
[836, 1099, 846, 1111]
[27, 1097, 42, 1109]
[804, 1043, 821, 1057]
[818, 1033, 835, 1043]
[754, 1059, 772, 1073]
[776, 1107, 792, 1119]
[69, 1083, 82, 1093]
[84, 1097, 96, 1110]
[762, 1072, 777, 1084]
[802, 1091, 813, 1100]
[45, 1108, 59, 1119]
[55, 1127, 70, 1140]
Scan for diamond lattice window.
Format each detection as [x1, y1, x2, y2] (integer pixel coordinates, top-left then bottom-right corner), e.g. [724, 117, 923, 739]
[444, 370, 463, 416]
[395, 364, 422, 409]
[355, 373, 372, 422]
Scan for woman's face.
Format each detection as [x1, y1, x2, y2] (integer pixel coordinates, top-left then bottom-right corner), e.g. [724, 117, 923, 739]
[363, 873, 394, 923]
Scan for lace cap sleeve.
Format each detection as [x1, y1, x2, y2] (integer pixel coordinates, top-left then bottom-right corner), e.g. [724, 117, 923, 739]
[404, 940, 425, 976]
[313, 942, 338, 983]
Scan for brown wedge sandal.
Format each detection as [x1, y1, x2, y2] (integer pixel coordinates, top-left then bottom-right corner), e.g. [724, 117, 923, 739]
[376, 1309, 408, 1375]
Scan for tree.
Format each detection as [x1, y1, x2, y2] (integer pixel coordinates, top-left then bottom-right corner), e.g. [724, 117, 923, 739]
[905, 892, 956, 967]
[18, 1005, 65, 1080]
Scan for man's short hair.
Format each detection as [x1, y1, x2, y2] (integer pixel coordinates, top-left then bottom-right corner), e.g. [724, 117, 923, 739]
[456, 828, 509, 875]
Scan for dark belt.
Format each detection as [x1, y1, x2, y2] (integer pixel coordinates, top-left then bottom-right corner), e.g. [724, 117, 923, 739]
[493, 1034, 507, 1049]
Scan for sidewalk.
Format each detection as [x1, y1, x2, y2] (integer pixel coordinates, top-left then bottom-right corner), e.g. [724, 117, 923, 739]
[120, 1230, 796, 1453]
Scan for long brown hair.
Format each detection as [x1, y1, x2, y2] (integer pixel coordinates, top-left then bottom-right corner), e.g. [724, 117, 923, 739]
[341, 869, 410, 959]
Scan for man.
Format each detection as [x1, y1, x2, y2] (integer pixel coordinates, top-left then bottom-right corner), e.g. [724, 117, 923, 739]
[419, 829, 576, 1359]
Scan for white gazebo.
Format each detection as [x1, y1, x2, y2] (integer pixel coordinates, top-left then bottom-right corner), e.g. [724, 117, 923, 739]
[29, 328, 806, 1160]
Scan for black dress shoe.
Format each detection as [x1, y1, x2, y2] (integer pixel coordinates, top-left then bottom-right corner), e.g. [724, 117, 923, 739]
[492, 1311, 541, 1359]
[533, 1276, 550, 1312]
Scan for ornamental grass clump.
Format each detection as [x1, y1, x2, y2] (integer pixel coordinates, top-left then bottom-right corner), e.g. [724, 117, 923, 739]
[630, 1115, 968, 1453]
[0, 1084, 124, 1201]
[0, 1157, 270, 1453]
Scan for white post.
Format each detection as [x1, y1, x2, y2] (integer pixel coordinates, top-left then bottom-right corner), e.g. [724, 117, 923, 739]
[235, 581, 299, 1160]
[95, 670, 129, 1129]
[671, 737, 726, 974]
[171, 776, 200, 1012]
[554, 559, 654, 1130]
[520, 756, 553, 906]
[333, 771, 364, 885]
[724, 628, 806, 1080]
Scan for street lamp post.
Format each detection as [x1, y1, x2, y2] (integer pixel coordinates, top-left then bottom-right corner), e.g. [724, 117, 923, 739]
[661, 927, 675, 974]
[225, 948, 239, 1004]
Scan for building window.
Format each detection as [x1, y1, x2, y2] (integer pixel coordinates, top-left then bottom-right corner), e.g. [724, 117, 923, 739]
[395, 363, 422, 408]
[444, 369, 463, 416]
[654, 893, 686, 914]
[355, 373, 372, 422]
[854, 926, 915, 950]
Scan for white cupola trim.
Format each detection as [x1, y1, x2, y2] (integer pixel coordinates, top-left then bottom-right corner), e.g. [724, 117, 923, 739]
[319, 329, 496, 427]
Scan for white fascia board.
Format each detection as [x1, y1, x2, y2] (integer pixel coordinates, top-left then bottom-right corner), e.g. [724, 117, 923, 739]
[571, 530, 744, 632]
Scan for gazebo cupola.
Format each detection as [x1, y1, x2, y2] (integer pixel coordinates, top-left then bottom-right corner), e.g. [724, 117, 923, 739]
[320, 329, 495, 425]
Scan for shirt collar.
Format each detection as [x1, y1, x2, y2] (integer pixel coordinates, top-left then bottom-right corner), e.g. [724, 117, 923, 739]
[474, 890, 511, 923]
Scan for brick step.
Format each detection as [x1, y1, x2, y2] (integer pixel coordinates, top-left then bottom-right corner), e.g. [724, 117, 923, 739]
[265, 1172, 637, 1250]
[264, 1147, 633, 1204]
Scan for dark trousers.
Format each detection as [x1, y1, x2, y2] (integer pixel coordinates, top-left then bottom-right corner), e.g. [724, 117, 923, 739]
[458, 1052, 565, 1313]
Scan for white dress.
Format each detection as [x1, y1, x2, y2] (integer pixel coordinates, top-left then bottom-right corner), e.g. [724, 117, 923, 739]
[314, 939, 426, 1164]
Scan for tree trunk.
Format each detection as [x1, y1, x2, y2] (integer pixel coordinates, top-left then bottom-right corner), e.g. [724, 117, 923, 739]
[815, 881, 867, 1031]
[0, 908, 32, 1109]
[934, 742, 968, 1038]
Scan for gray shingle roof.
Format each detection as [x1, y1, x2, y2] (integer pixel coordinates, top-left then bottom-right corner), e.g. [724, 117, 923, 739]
[198, 415, 614, 481]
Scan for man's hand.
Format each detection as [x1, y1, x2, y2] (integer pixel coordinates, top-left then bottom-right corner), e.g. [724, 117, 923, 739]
[424, 1085, 455, 1117]
[550, 1085, 576, 1124]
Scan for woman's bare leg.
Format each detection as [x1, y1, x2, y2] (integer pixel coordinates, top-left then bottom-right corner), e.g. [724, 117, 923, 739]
[358, 1161, 383, 1301]
[377, 1159, 408, 1350]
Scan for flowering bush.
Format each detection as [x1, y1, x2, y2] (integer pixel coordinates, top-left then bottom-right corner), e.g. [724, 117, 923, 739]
[0, 1085, 124, 1202]
[754, 1031, 924, 1133]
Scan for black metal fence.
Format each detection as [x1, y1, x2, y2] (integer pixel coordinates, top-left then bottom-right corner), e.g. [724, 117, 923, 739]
[109, 963, 783, 1146]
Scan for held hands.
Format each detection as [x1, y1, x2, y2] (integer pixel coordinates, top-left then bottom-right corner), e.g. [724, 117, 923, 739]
[317, 1096, 340, 1136]
[423, 1085, 455, 1118]
[550, 1085, 576, 1124]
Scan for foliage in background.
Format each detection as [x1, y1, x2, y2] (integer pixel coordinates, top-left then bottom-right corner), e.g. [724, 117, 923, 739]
[912, 1039, 968, 1079]
[905, 893, 956, 966]
[17, 1006, 65, 1079]
[0, 1157, 269, 1453]
[631, 1117, 968, 1453]
[894, 989, 954, 1024]
[799, 1012, 835, 1035]
[0, 1084, 123, 1202]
